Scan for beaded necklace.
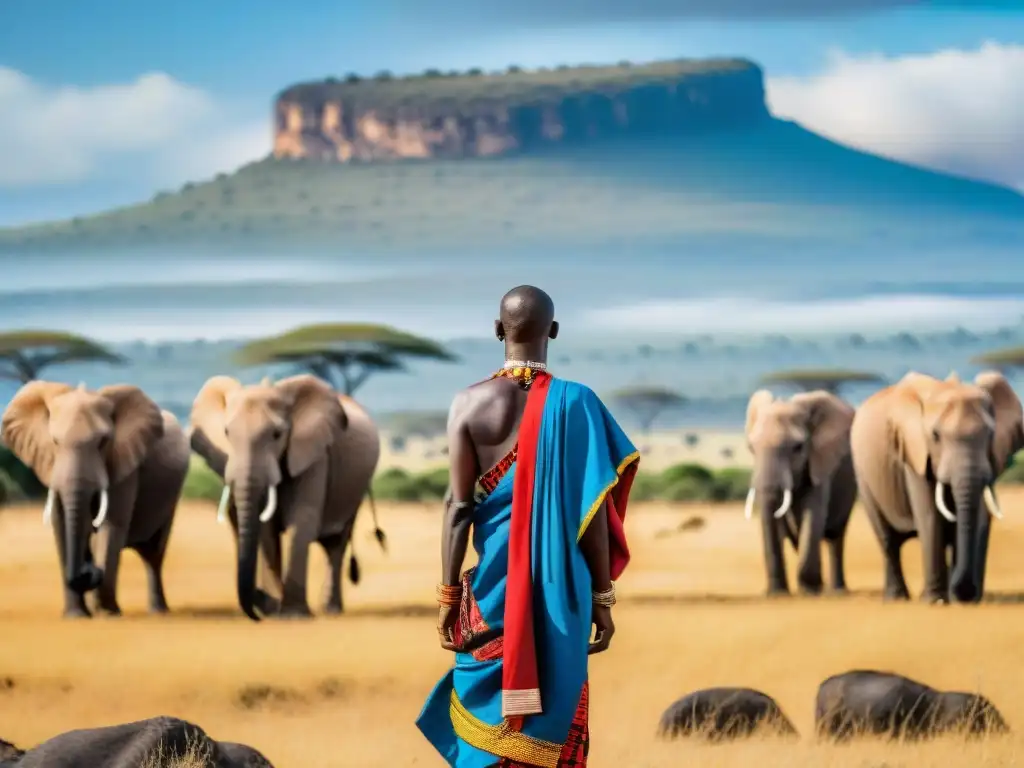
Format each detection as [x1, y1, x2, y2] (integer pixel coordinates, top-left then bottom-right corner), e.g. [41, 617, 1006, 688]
[491, 360, 548, 389]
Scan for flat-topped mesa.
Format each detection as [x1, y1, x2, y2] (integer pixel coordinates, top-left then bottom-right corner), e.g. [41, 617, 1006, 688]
[273, 58, 769, 162]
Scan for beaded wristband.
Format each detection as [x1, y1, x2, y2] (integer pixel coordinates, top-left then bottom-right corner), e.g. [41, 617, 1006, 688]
[436, 583, 464, 607]
[592, 583, 617, 608]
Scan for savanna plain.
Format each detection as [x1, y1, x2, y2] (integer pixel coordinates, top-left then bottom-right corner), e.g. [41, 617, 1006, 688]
[3, 490, 1024, 767]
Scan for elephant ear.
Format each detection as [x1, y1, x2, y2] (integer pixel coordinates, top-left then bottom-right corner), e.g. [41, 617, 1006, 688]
[791, 391, 855, 485]
[887, 385, 929, 477]
[98, 385, 165, 484]
[189, 376, 241, 478]
[275, 374, 346, 478]
[745, 389, 774, 448]
[0, 381, 73, 487]
[974, 371, 1024, 476]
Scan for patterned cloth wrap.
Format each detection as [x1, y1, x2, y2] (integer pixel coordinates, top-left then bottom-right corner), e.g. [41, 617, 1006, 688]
[417, 374, 639, 768]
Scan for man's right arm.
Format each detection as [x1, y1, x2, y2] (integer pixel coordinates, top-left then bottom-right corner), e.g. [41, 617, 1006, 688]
[441, 389, 477, 586]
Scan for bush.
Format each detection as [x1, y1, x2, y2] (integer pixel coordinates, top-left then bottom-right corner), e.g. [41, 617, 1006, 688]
[181, 455, 223, 502]
[372, 468, 425, 502]
[0, 447, 44, 500]
[1000, 453, 1024, 484]
[367, 462, 753, 504]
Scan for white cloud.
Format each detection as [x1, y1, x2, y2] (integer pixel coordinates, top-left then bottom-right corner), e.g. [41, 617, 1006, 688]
[586, 295, 1024, 335]
[766, 42, 1024, 190]
[0, 68, 269, 189]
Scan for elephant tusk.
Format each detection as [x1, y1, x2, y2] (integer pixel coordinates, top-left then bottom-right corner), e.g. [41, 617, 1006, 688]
[93, 488, 109, 529]
[216, 485, 231, 525]
[773, 489, 792, 520]
[260, 484, 278, 523]
[744, 488, 756, 520]
[934, 482, 957, 523]
[984, 486, 1004, 520]
[42, 487, 56, 526]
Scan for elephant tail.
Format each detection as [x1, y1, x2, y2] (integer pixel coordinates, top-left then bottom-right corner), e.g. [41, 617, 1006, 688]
[365, 486, 388, 554]
[348, 548, 361, 585]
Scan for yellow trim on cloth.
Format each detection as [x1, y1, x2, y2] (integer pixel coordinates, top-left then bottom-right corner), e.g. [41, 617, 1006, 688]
[577, 450, 641, 541]
[450, 689, 562, 768]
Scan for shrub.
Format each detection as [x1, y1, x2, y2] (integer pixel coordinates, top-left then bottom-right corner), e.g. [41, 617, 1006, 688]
[1000, 456, 1024, 485]
[0, 447, 44, 500]
[663, 476, 715, 502]
[366, 462, 752, 504]
[181, 455, 223, 502]
[372, 468, 424, 502]
[711, 467, 753, 502]
[628, 472, 664, 502]
[660, 463, 714, 485]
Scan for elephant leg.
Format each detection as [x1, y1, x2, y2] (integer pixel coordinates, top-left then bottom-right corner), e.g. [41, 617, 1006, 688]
[761, 514, 789, 596]
[796, 497, 827, 595]
[279, 525, 315, 618]
[826, 534, 848, 593]
[906, 478, 949, 604]
[134, 521, 173, 614]
[860, 490, 910, 601]
[254, 526, 283, 616]
[51, 504, 91, 619]
[318, 528, 349, 615]
[972, 507, 992, 603]
[92, 522, 129, 616]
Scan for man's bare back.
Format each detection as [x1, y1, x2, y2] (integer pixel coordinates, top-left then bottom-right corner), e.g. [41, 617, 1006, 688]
[449, 377, 528, 480]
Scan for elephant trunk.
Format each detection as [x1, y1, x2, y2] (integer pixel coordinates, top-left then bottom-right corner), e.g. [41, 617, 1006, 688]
[949, 472, 986, 604]
[233, 481, 265, 622]
[748, 455, 793, 521]
[61, 487, 103, 594]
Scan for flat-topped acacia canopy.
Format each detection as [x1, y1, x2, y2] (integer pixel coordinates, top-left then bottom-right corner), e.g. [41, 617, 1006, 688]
[758, 369, 886, 394]
[0, 330, 126, 384]
[233, 323, 457, 395]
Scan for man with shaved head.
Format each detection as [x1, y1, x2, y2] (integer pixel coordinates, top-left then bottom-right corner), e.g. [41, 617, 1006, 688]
[418, 285, 640, 767]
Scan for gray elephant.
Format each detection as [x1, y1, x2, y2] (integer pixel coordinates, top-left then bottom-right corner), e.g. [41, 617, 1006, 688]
[657, 687, 798, 741]
[10, 716, 273, 767]
[851, 371, 1023, 604]
[744, 389, 858, 596]
[1, 382, 190, 618]
[0, 736, 22, 764]
[189, 374, 384, 621]
[815, 670, 1009, 741]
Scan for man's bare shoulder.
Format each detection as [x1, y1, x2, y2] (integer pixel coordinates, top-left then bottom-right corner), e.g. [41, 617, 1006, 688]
[448, 378, 519, 423]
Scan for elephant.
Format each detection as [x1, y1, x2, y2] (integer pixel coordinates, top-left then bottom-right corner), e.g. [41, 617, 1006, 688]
[657, 687, 798, 741]
[189, 374, 384, 621]
[850, 371, 1024, 604]
[744, 389, 858, 596]
[0, 737, 22, 764]
[9, 716, 274, 767]
[1, 381, 190, 618]
[815, 670, 1009, 741]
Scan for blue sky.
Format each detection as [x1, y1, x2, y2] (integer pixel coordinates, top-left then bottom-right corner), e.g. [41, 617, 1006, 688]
[1, 0, 1023, 224]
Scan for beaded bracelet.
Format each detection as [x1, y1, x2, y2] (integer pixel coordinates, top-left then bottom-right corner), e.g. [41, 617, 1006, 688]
[592, 583, 617, 608]
[436, 583, 464, 607]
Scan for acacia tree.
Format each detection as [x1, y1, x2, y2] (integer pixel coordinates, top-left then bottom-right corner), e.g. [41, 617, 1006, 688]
[758, 368, 885, 396]
[610, 385, 686, 434]
[382, 410, 450, 439]
[971, 347, 1024, 376]
[233, 323, 458, 395]
[0, 330, 125, 384]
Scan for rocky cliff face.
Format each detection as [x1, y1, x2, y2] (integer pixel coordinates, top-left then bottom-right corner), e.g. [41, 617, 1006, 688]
[273, 58, 769, 162]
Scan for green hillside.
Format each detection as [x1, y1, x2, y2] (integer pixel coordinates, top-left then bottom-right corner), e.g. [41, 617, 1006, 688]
[1, 119, 1022, 254]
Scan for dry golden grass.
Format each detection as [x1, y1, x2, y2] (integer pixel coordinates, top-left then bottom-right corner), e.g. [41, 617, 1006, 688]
[3, 491, 1024, 767]
[140, 733, 212, 768]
